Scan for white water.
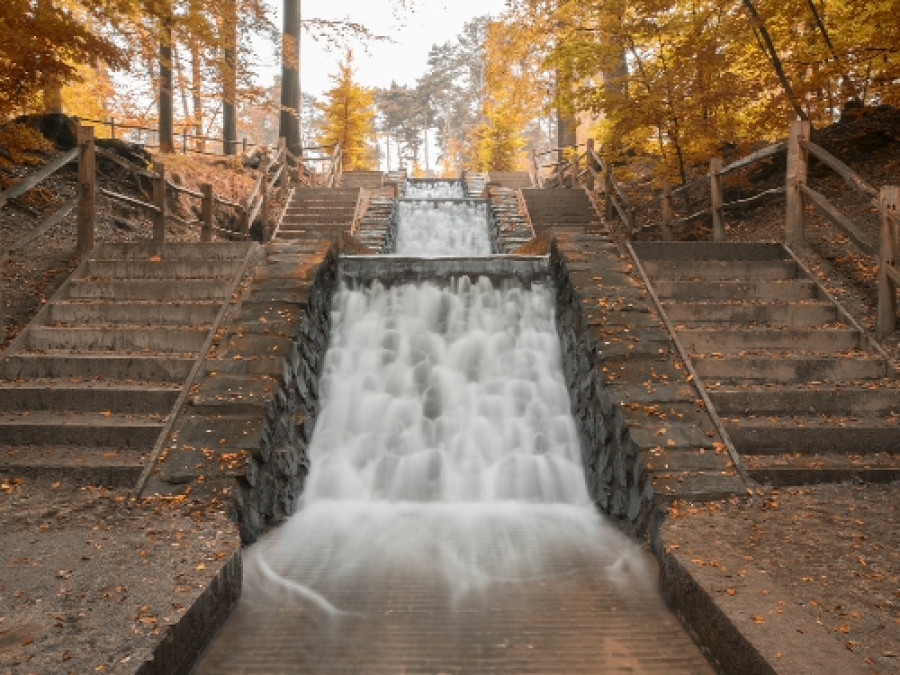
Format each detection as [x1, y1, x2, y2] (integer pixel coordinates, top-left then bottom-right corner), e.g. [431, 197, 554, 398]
[394, 200, 492, 256]
[242, 189, 650, 614]
[404, 180, 465, 199]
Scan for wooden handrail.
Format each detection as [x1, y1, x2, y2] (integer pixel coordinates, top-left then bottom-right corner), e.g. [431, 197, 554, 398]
[799, 138, 879, 201]
[0, 147, 79, 205]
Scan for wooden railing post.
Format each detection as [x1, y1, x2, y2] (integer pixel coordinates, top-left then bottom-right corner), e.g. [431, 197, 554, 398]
[786, 117, 810, 246]
[584, 139, 595, 192]
[877, 185, 899, 336]
[260, 154, 272, 241]
[76, 125, 96, 253]
[152, 160, 166, 243]
[710, 157, 725, 241]
[200, 182, 213, 242]
[603, 167, 615, 223]
[182, 128, 188, 154]
[661, 180, 674, 241]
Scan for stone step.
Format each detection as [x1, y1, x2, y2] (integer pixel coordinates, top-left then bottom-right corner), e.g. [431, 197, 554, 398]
[725, 417, 899, 454]
[0, 382, 179, 412]
[641, 259, 799, 280]
[0, 446, 146, 486]
[65, 279, 231, 301]
[652, 279, 817, 301]
[25, 326, 208, 353]
[631, 241, 789, 262]
[0, 354, 195, 382]
[92, 242, 250, 261]
[0, 410, 163, 446]
[678, 327, 860, 353]
[662, 301, 838, 327]
[709, 386, 900, 416]
[46, 300, 221, 326]
[83, 259, 243, 279]
[692, 354, 890, 383]
[744, 453, 900, 486]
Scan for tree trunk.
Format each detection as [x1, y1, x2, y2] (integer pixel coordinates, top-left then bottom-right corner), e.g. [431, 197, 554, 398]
[190, 37, 204, 150]
[158, 0, 175, 153]
[280, 0, 301, 154]
[741, 0, 808, 121]
[222, 0, 238, 155]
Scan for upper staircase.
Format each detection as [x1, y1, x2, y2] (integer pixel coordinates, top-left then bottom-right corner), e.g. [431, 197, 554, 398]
[487, 171, 533, 189]
[0, 242, 253, 485]
[278, 188, 360, 241]
[632, 242, 899, 485]
[521, 188, 602, 234]
[339, 171, 384, 189]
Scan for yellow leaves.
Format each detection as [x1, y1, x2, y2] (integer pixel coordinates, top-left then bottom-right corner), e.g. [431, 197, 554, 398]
[752, 615, 766, 623]
[725, 587, 736, 596]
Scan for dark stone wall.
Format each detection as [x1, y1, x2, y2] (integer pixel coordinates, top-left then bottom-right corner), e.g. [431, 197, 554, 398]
[549, 243, 654, 538]
[228, 246, 339, 544]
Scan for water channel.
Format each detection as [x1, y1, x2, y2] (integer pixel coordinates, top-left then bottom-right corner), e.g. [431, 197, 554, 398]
[194, 180, 713, 673]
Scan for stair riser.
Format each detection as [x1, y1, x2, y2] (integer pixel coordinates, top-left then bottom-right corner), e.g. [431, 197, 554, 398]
[679, 329, 860, 352]
[0, 388, 178, 413]
[693, 358, 888, 383]
[0, 424, 161, 447]
[642, 260, 798, 280]
[748, 467, 900, 486]
[66, 281, 230, 301]
[711, 390, 900, 416]
[0, 462, 142, 487]
[1, 356, 193, 382]
[47, 302, 220, 326]
[27, 328, 208, 353]
[84, 260, 243, 279]
[653, 280, 817, 301]
[728, 427, 900, 455]
[663, 303, 838, 326]
[93, 242, 250, 261]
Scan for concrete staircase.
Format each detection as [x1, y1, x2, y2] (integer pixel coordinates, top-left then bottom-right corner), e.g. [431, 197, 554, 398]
[0, 242, 253, 486]
[487, 170, 533, 189]
[463, 171, 487, 197]
[339, 171, 384, 189]
[277, 188, 360, 241]
[487, 185, 534, 253]
[522, 188, 602, 234]
[632, 242, 899, 485]
[354, 191, 394, 253]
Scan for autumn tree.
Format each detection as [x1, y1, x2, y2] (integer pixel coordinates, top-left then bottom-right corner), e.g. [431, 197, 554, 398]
[0, 0, 126, 119]
[316, 51, 376, 171]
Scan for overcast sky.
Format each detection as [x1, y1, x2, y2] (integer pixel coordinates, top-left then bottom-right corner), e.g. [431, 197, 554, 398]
[258, 0, 509, 98]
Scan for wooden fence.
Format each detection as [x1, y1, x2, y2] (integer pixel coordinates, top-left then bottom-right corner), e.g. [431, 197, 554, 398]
[0, 126, 300, 341]
[533, 120, 899, 335]
[78, 117, 253, 157]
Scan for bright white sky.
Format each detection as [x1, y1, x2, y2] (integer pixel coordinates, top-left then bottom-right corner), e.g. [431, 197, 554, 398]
[258, 0, 509, 98]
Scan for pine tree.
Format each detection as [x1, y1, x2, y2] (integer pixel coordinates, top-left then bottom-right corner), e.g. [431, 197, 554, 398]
[316, 51, 376, 171]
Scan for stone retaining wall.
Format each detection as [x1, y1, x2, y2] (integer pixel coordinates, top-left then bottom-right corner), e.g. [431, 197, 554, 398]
[229, 244, 339, 543]
[549, 239, 654, 537]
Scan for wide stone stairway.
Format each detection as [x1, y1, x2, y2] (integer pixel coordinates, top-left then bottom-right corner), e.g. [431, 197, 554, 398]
[632, 242, 899, 485]
[0, 242, 253, 486]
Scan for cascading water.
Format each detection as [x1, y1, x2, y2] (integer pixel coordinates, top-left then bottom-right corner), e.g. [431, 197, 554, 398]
[404, 179, 465, 198]
[394, 200, 492, 257]
[204, 178, 706, 673]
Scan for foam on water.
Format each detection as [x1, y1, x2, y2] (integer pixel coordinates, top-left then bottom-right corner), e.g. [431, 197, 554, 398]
[242, 185, 650, 615]
[404, 180, 465, 198]
[394, 200, 492, 256]
[244, 277, 650, 608]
